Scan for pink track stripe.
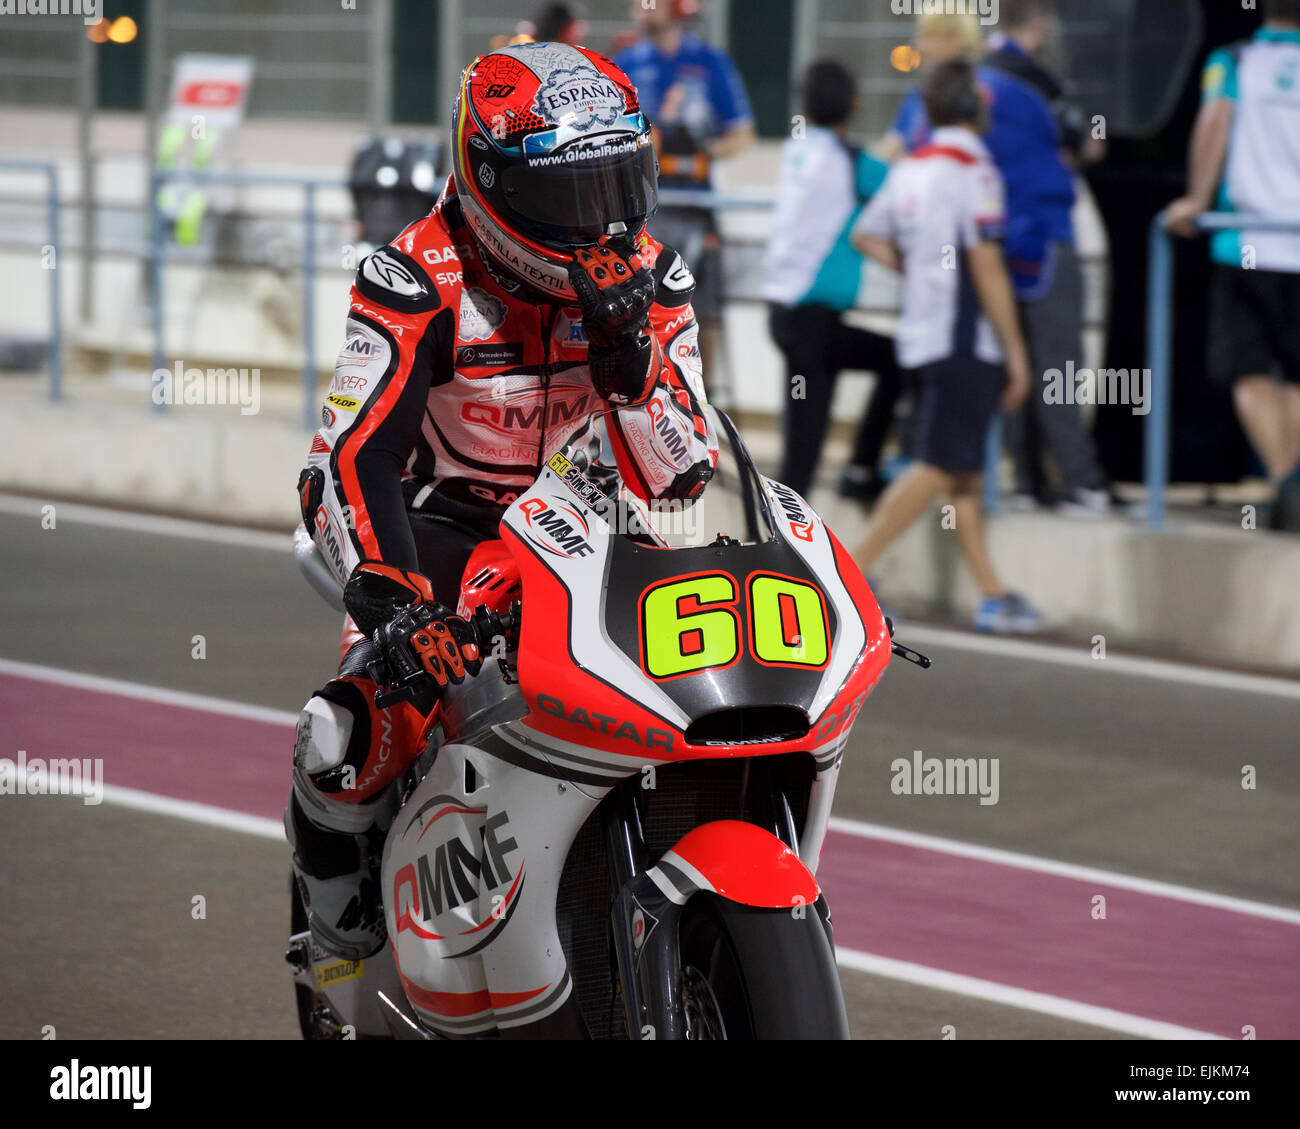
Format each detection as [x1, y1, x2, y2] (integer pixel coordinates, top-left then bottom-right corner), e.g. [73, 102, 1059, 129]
[0, 673, 290, 821]
[4, 669, 1297, 1037]
[817, 833, 1300, 1039]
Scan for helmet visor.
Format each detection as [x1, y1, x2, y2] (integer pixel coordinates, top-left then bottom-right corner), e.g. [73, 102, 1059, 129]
[502, 137, 659, 247]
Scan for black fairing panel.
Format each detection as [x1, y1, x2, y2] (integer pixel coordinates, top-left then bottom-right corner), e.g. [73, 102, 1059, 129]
[602, 532, 841, 726]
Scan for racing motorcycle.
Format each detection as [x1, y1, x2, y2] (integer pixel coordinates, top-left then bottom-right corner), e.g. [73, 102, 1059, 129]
[286, 407, 930, 1040]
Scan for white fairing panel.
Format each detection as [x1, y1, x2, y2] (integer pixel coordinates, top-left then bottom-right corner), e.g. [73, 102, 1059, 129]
[759, 475, 869, 724]
[502, 457, 694, 733]
[382, 736, 609, 1035]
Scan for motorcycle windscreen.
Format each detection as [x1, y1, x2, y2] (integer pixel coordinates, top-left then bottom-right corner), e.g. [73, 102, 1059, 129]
[600, 408, 849, 740]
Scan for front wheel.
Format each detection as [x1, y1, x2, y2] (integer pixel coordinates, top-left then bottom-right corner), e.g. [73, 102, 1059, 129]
[677, 893, 849, 1039]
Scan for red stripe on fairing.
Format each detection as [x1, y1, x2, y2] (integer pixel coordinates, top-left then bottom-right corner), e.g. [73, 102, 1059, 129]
[400, 975, 549, 1019]
[417, 804, 488, 842]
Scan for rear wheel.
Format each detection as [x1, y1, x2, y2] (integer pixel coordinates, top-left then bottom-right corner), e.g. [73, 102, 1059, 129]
[677, 893, 849, 1039]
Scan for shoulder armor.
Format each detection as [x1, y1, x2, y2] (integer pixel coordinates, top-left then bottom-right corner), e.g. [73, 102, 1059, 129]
[652, 243, 697, 310]
[355, 245, 442, 314]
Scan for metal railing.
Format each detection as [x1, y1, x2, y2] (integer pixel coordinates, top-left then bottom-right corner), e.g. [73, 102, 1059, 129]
[1145, 211, 1300, 531]
[141, 169, 1117, 529]
[148, 168, 344, 431]
[0, 159, 62, 400]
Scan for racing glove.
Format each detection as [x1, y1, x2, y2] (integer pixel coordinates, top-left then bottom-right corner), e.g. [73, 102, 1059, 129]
[342, 562, 481, 703]
[568, 240, 660, 407]
[376, 601, 482, 692]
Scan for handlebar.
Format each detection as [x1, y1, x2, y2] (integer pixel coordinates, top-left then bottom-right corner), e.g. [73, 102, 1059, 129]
[371, 600, 522, 711]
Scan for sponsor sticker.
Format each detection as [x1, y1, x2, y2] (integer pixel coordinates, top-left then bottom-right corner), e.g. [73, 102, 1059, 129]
[313, 958, 364, 990]
[547, 451, 613, 511]
[534, 64, 626, 130]
[458, 287, 508, 343]
[326, 393, 361, 412]
[456, 342, 524, 368]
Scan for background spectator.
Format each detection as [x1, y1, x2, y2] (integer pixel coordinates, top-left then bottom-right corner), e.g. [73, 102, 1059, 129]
[1165, 0, 1300, 530]
[881, 0, 1110, 516]
[615, 0, 756, 399]
[763, 59, 899, 502]
[852, 61, 1039, 634]
[876, 9, 986, 162]
[528, 3, 586, 46]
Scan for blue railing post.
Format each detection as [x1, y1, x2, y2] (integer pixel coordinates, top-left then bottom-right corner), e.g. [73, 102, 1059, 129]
[301, 181, 318, 431]
[1145, 215, 1175, 532]
[148, 168, 166, 408]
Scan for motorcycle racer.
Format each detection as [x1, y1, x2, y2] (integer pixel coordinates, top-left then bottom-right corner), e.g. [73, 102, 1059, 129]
[287, 42, 718, 961]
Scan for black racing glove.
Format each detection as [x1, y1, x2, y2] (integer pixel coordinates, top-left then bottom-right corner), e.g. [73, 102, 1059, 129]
[342, 562, 482, 707]
[568, 240, 659, 407]
[376, 601, 482, 693]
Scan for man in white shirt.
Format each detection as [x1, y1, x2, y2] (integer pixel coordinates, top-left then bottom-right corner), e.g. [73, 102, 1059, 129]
[851, 60, 1040, 633]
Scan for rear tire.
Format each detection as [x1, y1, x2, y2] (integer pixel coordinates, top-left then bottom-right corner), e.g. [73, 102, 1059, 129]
[677, 893, 849, 1039]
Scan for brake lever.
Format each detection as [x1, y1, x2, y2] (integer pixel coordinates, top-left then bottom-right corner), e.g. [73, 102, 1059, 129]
[885, 616, 932, 669]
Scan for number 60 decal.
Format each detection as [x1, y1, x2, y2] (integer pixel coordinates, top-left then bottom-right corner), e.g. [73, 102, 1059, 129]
[638, 570, 830, 680]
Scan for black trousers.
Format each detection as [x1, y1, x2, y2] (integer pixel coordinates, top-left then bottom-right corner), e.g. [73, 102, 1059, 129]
[768, 303, 901, 498]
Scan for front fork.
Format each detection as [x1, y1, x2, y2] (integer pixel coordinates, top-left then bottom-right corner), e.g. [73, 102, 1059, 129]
[603, 763, 834, 1040]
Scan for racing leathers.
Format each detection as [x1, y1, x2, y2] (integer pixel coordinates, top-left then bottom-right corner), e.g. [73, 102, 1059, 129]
[288, 177, 717, 959]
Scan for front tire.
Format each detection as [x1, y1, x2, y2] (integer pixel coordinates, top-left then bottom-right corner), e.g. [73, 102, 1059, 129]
[677, 893, 849, 1039]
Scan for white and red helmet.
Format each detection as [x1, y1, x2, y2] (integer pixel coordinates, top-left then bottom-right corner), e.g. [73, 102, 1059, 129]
[451, 42, 660, 300]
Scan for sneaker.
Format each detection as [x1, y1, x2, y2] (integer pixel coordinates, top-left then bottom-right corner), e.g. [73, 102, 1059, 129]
[1003, 492, 1042, 513]
[1058, 488, 1111, 518]
[974, 592, 1042, 634]
[837, 466, 888, 504]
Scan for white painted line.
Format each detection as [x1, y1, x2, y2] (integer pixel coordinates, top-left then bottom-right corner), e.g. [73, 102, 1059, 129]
[81, 781, 1264, 1041]
[0, 659, 299, 728]
[10, 660, 1299, 925]
[828, 817, 1300, 925]
[899, 624, 1300, 700]
[0, 492, 292, 552]
[101, 784, 285, 841]
[834, 948, 1222, 1040]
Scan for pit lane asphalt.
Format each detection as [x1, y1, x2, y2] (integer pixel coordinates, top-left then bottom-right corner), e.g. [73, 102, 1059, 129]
[2, 505, 1296, 1039]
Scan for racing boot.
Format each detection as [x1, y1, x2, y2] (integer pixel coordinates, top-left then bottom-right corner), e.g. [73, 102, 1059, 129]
[287, 637, 434, 960]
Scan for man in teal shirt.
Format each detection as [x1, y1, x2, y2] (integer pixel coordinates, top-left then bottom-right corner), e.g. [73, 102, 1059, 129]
[1166, 0, 1300, 529]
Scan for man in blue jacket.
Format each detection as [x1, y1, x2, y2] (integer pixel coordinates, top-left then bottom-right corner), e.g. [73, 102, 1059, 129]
[887, 0, 1110, 514]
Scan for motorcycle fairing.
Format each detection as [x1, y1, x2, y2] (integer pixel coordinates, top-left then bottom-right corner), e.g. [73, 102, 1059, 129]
[380, 436, 890, 1037]
[499, 458, 891, 765]
[382, 727, 607, 1036]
